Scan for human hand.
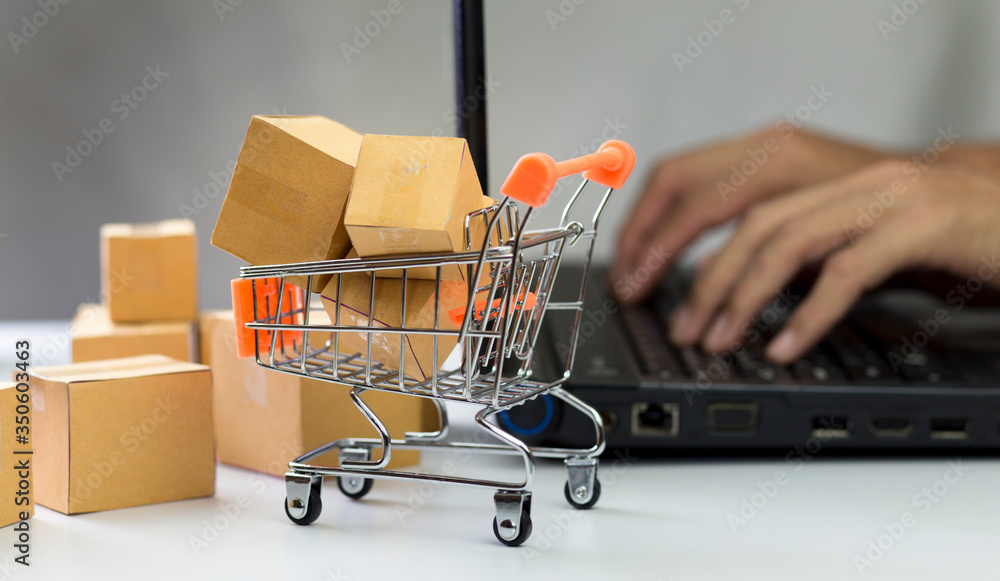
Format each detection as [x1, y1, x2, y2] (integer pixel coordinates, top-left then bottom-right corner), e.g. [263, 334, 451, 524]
[611, 128, 889, 303]
[669, 161, 1000, 364]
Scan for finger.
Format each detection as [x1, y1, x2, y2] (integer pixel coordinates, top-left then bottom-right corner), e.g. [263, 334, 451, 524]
[672, 176, 865, 345]
[612, 161, 685, 283]
[614, 134, 791, 298]
[617, 169, 797, 305]
[700, 189, 884, 352]
[765, 213, 936, 364]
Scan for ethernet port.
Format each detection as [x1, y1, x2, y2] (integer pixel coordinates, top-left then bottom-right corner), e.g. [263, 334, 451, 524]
[631, 402, 679, 437]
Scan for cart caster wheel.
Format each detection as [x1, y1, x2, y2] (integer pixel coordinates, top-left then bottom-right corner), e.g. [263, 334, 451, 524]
[285, 489, 322, 525]
[564, 478, 601, 509]
[337, 476, 373, 500]
[493, 512, 532, 547]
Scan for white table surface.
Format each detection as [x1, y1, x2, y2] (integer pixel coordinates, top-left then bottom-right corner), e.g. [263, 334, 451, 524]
[3, 322, 999, 580]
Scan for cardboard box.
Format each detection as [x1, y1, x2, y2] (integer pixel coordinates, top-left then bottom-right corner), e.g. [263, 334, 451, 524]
[320, 272, 468, 381]
[71, 303, 196, 363]
[0, 382, 33, 528]
[211, 115, 363, 291]
[30, 355, 214, 514]
[345, 195, 500, 282]
[101, 219, 197, 323]
[201, 310, 436, 476]
[344, 135, 485, 281]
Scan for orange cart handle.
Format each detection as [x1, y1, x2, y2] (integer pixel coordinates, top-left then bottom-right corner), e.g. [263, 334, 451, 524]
[500, 139, 636, 207]
[448, 291, 537, 327]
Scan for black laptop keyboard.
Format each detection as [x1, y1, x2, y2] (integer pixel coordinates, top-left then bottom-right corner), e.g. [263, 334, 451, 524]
[620, 300, 966, 387]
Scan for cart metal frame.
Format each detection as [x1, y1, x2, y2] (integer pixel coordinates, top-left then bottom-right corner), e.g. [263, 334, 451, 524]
[232, 140, 635, 545]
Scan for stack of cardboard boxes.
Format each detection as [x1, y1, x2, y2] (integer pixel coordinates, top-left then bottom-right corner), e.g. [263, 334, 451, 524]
[72, 219, 199, 364]
[31, 223, 215, 514]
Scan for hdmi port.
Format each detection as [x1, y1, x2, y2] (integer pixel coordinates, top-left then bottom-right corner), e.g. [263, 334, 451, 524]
[869, 417, 915, 438]
[930, 418, 970, 440]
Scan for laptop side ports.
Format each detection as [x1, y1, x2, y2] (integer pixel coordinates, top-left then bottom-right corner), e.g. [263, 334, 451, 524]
[930, 418, 971, 440]
[631, 402, 679, 437]
[869, 417, 915, 438]
[811, 415, 852, 439]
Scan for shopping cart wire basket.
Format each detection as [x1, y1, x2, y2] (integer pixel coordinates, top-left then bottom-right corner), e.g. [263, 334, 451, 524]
[231, 139, 635, 546]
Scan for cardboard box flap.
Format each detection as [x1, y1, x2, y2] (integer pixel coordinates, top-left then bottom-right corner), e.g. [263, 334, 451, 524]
[101, 219, 195, 240]
[32, 355, 208, 384]
[253, 116, 363, 169]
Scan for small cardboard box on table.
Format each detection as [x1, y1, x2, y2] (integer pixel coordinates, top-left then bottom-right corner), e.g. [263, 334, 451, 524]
[71, 303, 196, 363]
[101, 219, 198, 323]
[0, 382, 33, 528]
[30, 355, 214, 514]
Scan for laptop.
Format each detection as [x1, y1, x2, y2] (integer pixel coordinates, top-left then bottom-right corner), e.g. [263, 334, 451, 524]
[503, 267, 1000, 453]
[455, 0, 1000, 454]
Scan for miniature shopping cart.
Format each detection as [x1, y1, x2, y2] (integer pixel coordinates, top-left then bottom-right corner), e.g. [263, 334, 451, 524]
[230, 139, 635, 546]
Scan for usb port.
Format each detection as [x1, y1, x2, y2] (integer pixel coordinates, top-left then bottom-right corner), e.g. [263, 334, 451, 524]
[812, 415, 851, 439]
[705, 402, 758, 432]
[930, 418, 970, 440]
[869, 417, 915, 438]
[631, 402, 679, 437]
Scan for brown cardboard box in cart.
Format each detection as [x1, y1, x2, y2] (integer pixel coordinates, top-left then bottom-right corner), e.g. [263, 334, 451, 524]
[29, 355, 214, 515]
[72, 304, 196, 363]
[0, 382, 33, 528]
[345, 195, 501, 282]
[211, 115, 363, 291]
[344, 135, 487, 281]
[200, 309, 434, 476]
[101, 219, 198, 322]
[320, 272, 469, 381]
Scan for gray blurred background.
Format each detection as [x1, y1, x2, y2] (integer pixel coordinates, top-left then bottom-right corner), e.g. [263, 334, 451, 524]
[3, 0, 1000, 320]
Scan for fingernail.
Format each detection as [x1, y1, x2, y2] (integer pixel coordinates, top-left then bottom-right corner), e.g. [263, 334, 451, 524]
[703, 313, 731, 352]
[669, 304, 694, 344]
[766, 329, 797, 363]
